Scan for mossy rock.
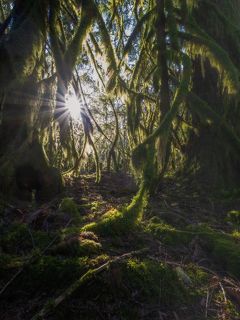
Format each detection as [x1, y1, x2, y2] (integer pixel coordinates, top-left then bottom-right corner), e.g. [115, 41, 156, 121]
[51, 236, 102, 257]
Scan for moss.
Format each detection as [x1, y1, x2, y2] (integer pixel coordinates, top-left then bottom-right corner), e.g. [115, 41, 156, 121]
[81, 208, 132, 236]
[227, 210, 240, 230]
[123, 258, 186, 305]
[204, 233, 240, 277]
[59, 197, 80, 219]
[20, 256, 88, 293]
[131, 143, 147, 172]
[188, 225, 240, 278]
[0, 223, 58, 254]
[90, 200, 104, 212]
[145, 217, 191, 245]
[55, 257, 187, 320]
[0, 223, 32, 252]
[232, 231, 240, 240]
[50, 229, 101, 257]
[82, 187, 147, 236]
[145, 220, 240, 278]
[51, 237, 102, 257]
[186, 264, 209, 288]
[79, 239, 101, 254]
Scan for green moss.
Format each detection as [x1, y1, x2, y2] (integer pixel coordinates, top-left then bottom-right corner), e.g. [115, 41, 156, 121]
[59, 197, 80, 219]
[82, 187, 147, 236]
[79, 239, 102, 253]
[204, 233, 240, 277]
[131, 143, 147, 172]
[0, 223, 58, 254]
[227, 210, 240, 230]
[90, 201, 104, 212]
[145, 220, 240, 278]
[56, 257, 187, 320]
[20, 256, 88, 292]
[186, 264, 209, 287]
[123, 258, 186, 305]
[232, 231, 240, 240]
[51, 237, 102, 257]
[82, 209, 131, 236]
[145, 217, 191, 245]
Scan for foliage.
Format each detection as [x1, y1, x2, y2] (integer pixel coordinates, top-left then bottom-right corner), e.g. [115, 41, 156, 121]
[1, 0, 239, 191]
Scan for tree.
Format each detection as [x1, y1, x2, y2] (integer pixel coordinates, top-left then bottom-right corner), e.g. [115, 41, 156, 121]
[0, 0, 97, 198]
[184, 0, 240, 189]
[0, 0, 239, 205]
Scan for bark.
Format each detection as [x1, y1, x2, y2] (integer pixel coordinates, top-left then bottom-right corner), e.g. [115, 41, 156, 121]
[0, 0, 62, 200]
[184, 1, 240, 189]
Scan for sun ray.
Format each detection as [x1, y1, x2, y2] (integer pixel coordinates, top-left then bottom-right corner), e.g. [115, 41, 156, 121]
[65, 91, 80, 120]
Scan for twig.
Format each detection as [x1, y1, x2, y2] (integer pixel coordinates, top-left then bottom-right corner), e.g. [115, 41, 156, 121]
[219, 281, 227, 303]
[0, 219, 72, 296]
[31, 248, 149, 320]
[205, 289, 209, 318]
[173, 311, 180, 320]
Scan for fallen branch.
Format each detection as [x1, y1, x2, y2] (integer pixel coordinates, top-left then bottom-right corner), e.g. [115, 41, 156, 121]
[31, 247, 149, 320]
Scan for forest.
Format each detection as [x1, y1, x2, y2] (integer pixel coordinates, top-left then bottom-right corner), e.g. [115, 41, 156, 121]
[1, 0, 240, 319]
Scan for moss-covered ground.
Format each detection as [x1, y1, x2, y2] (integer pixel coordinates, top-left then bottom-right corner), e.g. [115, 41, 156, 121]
[1, 173, 240, 319]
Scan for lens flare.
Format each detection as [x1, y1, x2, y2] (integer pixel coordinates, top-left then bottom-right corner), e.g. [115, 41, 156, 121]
[66, 92, 80, 120]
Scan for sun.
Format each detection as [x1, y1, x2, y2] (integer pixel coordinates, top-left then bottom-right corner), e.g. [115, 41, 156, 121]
[66, 91, 80, 120]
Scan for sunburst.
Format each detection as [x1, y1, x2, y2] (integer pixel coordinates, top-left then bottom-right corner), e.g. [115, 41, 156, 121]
[65, 90, 80, 120]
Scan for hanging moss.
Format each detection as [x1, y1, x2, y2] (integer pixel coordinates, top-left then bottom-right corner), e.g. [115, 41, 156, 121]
[181, 27, 239, 94]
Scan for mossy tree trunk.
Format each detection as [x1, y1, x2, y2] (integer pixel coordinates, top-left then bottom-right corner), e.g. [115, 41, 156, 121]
[184, 0, 240, 189]
[0, 0, 62, 200]
[185, 59, 240, 189]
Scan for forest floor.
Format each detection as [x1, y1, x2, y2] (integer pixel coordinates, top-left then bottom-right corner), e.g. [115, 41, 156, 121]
[1, 173, 240, 320]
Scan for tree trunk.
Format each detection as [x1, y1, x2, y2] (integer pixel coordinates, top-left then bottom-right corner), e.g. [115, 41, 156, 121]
[185, 0, 240, 189]
[0, 0, 62, 200]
